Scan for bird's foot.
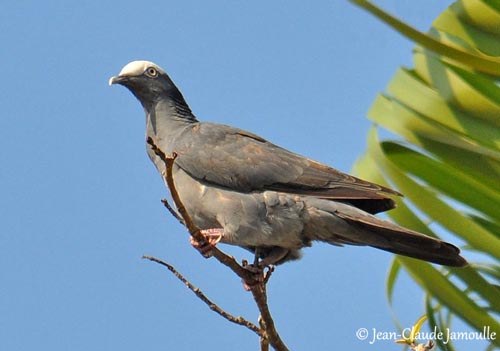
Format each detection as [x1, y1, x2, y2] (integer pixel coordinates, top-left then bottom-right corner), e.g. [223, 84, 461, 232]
[242, 261, 263, 273]
[189, 228, 224, 258]
[241, 259, 275, 291]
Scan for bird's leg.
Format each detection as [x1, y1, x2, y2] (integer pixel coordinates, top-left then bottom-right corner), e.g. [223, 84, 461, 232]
[253, 247, 261, 266]
[242, 248, 265, 275]
[257, 247, 288, 267]
[243, 247, 287, 273]
[189, 228, 224, 258]
[239, 247, 285, 291]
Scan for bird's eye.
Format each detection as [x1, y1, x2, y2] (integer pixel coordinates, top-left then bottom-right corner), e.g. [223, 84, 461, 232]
[145, 67, 158, 78]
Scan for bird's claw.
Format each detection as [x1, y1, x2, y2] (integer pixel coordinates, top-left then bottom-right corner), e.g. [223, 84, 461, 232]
[190, 228, 224, 258]
[241, 260, 275, 291]
[242, 259, 263, 273]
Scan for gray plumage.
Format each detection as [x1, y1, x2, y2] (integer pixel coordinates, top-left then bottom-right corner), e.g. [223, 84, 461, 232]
[110, 60, 467, 267]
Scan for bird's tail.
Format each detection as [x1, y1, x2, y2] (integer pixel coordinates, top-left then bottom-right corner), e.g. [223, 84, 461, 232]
[305, 199, 467, 267]
[353, 220, 467, 267]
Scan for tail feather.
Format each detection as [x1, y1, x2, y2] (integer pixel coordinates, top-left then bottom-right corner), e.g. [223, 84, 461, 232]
[305, 199, 467, 267]
[360, 223, 467, 267]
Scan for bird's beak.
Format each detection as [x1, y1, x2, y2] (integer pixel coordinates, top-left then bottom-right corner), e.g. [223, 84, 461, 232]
[108, 75, 126, 86]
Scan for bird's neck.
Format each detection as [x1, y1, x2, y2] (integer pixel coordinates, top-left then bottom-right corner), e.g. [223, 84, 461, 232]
[156, 95, 196, 120]
[146, 99, 197, 141]
[145, 99, 198, 172]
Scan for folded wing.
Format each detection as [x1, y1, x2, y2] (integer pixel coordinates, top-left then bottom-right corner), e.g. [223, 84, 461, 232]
[173, 123, 399, 214]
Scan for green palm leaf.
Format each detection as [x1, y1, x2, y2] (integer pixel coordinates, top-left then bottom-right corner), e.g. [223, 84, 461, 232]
[351, 1, 500, 349]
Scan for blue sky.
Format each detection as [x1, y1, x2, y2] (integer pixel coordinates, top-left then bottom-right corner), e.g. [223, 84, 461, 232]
[1, 1, 469, 350]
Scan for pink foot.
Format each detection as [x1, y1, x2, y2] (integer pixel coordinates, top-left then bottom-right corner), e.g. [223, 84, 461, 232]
[190, 228, 224, 258]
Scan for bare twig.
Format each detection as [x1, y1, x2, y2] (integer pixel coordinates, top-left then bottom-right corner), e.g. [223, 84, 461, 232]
[146, 136, 290, 351]
[142, 255, 261, 336]
[160, 198, 185, 225]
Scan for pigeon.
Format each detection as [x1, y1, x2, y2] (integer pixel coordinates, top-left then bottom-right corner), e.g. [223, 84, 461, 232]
[109, 60, 467, 267]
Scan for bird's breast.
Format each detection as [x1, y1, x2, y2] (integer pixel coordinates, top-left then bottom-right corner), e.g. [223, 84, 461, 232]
[171, 167, 307, 249]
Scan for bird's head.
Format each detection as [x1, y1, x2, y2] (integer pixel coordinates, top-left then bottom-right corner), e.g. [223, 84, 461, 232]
[109, 60, 191, 114]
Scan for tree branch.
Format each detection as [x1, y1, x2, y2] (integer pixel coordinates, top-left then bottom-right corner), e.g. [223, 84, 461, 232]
[259, 316, 270, 351]
[160, 198, 185, 225]
[146, 136, 289, 351]
[142, 255, 261, 336]
[251, 283, 288, 351]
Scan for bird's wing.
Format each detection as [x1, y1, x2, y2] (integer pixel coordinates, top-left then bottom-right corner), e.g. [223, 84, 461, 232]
[172, 122, 400, 213]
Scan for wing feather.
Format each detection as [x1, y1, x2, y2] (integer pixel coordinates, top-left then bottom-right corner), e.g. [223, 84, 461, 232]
[173, 122, 400, 213]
